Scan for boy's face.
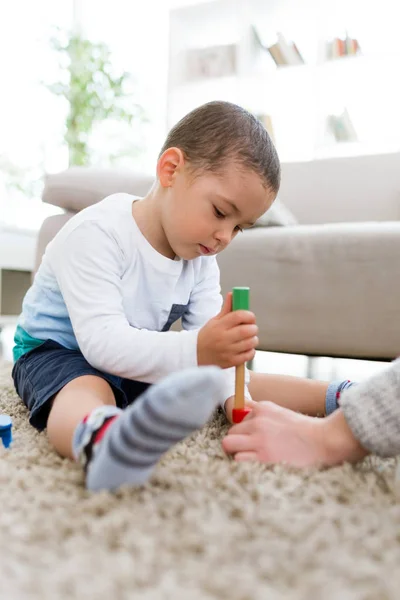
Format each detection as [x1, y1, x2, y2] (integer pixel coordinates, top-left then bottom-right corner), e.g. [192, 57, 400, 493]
[161, 156, 275, 261]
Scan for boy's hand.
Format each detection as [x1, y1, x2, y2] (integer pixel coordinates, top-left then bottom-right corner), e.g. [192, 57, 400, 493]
[222, 402, 368, 467]
[197, 292, 258, 368]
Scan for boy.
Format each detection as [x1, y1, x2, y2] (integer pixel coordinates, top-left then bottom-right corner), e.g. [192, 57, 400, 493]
[12, 100, 338, 492]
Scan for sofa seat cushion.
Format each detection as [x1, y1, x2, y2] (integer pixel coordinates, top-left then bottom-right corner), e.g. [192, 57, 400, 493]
[217, 221, 400, 360]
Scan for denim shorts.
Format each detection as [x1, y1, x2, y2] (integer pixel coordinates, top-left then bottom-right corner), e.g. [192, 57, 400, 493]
[12, 339, 151, 431]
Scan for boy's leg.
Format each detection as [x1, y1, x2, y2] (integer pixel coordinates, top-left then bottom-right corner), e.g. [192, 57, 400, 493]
[223, 372, 329, 422]
[224, 371, 356, 422]
[47, 374, 117, 459]
[49, 367, 224, 491]
[248, 372, 356, 416]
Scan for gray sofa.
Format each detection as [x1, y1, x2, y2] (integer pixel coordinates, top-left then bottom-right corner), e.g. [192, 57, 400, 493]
[35, 165, 400, 361]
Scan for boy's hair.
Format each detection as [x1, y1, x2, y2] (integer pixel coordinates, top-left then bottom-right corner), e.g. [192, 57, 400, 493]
[159, 101, 280, 193]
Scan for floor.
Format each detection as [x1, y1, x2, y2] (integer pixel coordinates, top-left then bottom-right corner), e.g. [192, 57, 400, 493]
[0, 319, 390, 382]
[2, 365, 397, 600]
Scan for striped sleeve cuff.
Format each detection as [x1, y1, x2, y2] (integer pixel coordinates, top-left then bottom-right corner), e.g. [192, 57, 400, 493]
[325, 380, 355, 415]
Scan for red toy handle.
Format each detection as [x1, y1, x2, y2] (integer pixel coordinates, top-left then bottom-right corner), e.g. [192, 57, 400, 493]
[232, 407, 251, 424]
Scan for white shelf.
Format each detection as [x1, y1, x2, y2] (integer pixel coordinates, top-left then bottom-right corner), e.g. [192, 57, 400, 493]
[167, 0, 400, 162]
[170, 52, 400, 90]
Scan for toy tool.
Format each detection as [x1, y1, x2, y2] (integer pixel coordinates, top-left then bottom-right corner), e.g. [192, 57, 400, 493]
[232, 287, 252, 424]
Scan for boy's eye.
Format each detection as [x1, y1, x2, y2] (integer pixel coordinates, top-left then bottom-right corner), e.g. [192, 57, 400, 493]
[214, 206, 243, 232]
[214, 207, 225, 218]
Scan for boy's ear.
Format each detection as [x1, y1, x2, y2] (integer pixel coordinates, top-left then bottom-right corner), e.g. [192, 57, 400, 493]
[157, 147, 185, 187]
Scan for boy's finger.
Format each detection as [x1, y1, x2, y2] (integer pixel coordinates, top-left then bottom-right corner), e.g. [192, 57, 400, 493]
[226, 323, 258, 344]
[217, 292, 232, 318]
[230, 337, 259, 355]
[222, 310, 256, 328]
[229, 349, 256, 367]
[222, 434, 254, 454]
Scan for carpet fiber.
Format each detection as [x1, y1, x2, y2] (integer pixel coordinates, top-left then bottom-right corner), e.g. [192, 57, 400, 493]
[1, 361, 400, 600]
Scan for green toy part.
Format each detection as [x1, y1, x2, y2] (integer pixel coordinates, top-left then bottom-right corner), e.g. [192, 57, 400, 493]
[232, 287, 250, 311]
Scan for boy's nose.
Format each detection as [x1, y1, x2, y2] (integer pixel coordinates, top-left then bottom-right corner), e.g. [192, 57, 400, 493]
[214, 229, 232, 248]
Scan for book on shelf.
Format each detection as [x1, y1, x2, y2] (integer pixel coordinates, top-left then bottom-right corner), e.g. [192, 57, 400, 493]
[184, 44, 237, 82]
[326, 33, 361, 60]
[251, 26, 304, 66]
[326, 108, 358, 143]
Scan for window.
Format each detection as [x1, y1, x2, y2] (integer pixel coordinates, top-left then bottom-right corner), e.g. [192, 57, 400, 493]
[0, 0, 182, 229]
[0, 0, 73, 228]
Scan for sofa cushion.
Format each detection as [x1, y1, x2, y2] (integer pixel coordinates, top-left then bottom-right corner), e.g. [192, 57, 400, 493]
[218, 221, 400, 360]
[254, 198, 297, 227]
[42, 167, 155, 212]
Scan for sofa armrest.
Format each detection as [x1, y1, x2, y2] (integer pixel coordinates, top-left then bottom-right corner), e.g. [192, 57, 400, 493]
[33, 212, 75, 277]
[42, 167, 154, 212]
[217, 222, 400, 360]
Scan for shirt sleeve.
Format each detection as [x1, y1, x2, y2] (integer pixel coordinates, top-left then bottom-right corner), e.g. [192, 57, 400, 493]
[51, 220, 198, 383]
[182, 257, 252, 405]
[340, 358, 400, 456]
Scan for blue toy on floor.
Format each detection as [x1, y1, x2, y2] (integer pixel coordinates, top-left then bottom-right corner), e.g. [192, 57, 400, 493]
[0, 414, 12, 448]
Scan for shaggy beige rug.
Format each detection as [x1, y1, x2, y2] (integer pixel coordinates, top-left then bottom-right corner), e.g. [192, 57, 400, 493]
[1, 361, 400, 600]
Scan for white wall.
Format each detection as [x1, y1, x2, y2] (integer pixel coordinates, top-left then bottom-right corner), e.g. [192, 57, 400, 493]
[280, 151, 400, 224]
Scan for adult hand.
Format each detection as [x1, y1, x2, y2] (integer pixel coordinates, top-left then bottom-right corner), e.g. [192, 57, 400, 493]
[222, 402, 368, 467]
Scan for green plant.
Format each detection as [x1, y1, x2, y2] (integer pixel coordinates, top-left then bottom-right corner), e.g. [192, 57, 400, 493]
[46, 29, 145, 166]
[0, 155, 44, 199]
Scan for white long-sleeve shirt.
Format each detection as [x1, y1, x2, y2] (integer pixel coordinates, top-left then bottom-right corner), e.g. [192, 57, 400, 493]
[16, 193, 250, 403]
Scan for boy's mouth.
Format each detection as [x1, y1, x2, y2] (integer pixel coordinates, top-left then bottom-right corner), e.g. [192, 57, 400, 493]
[199, 244, 213, 255]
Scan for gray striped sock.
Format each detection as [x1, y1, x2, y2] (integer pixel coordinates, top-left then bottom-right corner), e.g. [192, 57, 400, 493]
[74, 366, 224, 492]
